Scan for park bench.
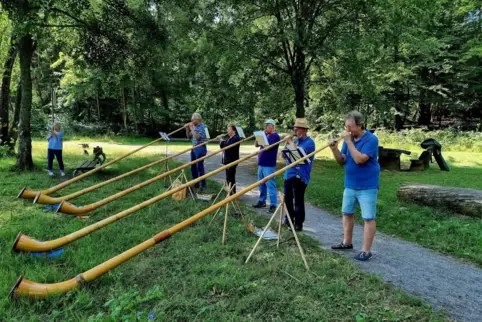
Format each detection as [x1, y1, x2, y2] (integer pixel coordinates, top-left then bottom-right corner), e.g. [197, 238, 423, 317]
[73, 146, 106, 177]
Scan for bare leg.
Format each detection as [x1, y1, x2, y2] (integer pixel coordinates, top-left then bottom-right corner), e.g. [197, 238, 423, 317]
[362, 220, 376, 252]
[343, 215, 354, 245]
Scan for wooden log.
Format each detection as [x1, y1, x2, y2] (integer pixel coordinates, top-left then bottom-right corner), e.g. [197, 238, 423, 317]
[397, 183, 482, 218]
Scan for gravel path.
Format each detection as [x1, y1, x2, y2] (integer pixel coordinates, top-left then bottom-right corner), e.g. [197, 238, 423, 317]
[171, 149, 482, 322]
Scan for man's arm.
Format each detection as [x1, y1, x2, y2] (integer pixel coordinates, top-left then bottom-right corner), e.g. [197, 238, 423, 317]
[344, 134, 378, 165]
[185, 123, 191, 138]
[191, 130, 201, 140]
[330, 140, 346, 165]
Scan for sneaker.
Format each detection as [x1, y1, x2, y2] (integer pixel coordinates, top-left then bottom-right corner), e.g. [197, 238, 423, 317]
[48, 171, 54, 176]
[354, 251, 373, 261]
[252, 201, 266, 209]
[267, 205, 277, 213]
[331, 242, 353, 250]
[60, 171, 65, 177]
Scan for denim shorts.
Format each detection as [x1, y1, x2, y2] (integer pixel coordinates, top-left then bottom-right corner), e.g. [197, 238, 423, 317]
[342, 188, 378, 220]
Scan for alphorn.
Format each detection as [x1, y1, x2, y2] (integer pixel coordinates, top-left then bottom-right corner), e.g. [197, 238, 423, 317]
[56, 135, 254, 214]
[13, 136, 284, 252]
[17, 127, 185, 200]
[9, 137, 340, 299]
[34, 135, 224, 205]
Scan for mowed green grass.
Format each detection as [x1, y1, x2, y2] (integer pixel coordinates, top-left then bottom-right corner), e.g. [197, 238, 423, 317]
[0, 142, 448, 321]
[273, 142, 482, 267]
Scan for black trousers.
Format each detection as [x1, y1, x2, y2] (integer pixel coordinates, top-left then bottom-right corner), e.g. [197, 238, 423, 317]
[284, 177, 307, 226]
[225, 165, 237, 194]
[48, 149, 64, 171]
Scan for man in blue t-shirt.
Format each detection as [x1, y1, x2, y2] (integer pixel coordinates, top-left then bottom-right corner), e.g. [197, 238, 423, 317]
[185, 112, 209, 191]
[329, 111, 380, 261]
[47, 123, 65, 176]
[282, 118, 316, 231]
[252, 119, 280, 213]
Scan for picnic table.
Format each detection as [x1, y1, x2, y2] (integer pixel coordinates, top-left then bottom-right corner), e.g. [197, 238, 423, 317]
[378, 146, 411, 171]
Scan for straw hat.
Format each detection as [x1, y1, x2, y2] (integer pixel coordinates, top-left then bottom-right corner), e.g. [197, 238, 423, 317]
[294, 118, 310, 129]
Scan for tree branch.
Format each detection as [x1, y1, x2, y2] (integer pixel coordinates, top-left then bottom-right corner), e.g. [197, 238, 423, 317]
[274, 0, 294, 71]
[31, 23, 84, 28]
[48, 7, 89, 26]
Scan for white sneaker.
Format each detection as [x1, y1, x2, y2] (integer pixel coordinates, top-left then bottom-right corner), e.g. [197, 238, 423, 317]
[48, 171, 54, 176]
[60, 171, 65, 177]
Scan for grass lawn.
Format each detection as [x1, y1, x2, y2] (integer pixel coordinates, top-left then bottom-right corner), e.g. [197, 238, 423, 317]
[273, 142, 482, 267]
[0, 142, 448, 321]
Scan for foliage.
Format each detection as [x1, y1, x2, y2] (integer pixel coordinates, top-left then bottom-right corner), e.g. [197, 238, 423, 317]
[0, 141, 449, 321]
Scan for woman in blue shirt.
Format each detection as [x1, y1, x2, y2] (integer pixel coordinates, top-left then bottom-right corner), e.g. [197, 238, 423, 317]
[47, 123, 65, 176]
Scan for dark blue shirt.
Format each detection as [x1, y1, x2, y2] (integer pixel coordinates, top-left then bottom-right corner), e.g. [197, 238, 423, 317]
[284, 136, 316, 184]
[258, 132, 281, 167]
[341, 131, 380, 190]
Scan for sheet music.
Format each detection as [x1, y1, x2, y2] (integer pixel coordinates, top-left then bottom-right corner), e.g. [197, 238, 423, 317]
[158, 132, 171, 142]
[254, 131, 269, 146]
[283, 143, 311, 164]
[236, 126, 246, 138]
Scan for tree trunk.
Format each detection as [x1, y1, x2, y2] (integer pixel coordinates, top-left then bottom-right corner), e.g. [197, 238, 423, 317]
[121, 88, 127, 130]
[96, 92, 100, 119]
[0, 41, 17, 146]
[291, 47, 306, 118]
[15, 34, 35, 170]
[10, 82, 21, 148]
[418, 67, 432, 126]
[397, 183, 482, 218]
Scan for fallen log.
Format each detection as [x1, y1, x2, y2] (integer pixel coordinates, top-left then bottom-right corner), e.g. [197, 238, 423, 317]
[397, 183, 482, 218]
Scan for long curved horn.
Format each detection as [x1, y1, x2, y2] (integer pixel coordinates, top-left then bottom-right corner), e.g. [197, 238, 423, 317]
[10, 138, 339, 299]
[33, 136, 223, 205]
[56, 135, 254, 214]
[13, 136, 285, 252]
[17, 127, 185, 200]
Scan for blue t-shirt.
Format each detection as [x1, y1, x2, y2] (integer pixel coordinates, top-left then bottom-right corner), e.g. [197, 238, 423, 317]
[284, 136, 316, 184]
[341, 131, 380, 190]
[192, 123, 208, 146]
[47, 131, 64, 150]
[258, 132, 281, 167]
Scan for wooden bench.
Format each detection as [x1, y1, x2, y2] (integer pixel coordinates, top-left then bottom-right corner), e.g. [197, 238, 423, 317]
[378, 147, 411, 171]
[73, 146, 106, 177]
[408, 147, 433, 171]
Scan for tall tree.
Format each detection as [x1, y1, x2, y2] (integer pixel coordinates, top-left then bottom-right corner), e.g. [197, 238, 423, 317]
[0, 37, 16, 146]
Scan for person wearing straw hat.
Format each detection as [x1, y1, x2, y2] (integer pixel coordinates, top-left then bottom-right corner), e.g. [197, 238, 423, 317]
[252, 119, 280, 213]
[329, 110, 380, 261]
[282, 118, 316, 232]
[185, 112, 209, 192]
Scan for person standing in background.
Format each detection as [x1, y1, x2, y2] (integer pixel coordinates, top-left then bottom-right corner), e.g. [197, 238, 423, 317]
[47, 123, 65, 177]
[252, 119, 280, 213]
[219, 124, 241, 195]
